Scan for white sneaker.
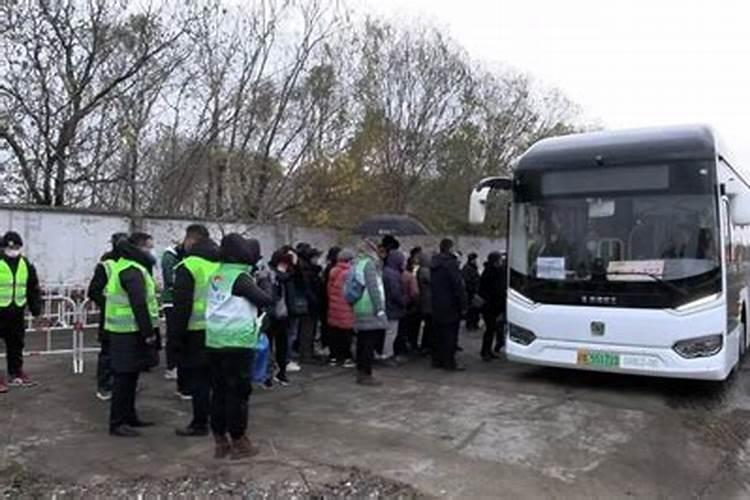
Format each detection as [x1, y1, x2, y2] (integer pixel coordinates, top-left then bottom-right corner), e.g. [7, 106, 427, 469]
[287, 361, 302, 372]
[96, 390, 112, 401]
[164, 368, 178, 380]
[343, 359, 356, 368]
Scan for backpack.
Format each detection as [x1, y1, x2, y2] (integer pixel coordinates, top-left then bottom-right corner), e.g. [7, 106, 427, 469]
[344, 264, 365, 305]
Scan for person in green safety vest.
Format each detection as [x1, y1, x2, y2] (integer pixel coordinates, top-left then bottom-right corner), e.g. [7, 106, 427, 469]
[206, 233, 274, 459]
[0, 231, 42, 394]
[104, 233, 160, 437]
[351, 238, 388, 386]
[87, 232, 129, 402]
[173, 225, 220, 437]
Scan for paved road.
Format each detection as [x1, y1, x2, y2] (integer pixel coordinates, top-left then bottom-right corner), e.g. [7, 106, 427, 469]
[3, 329, 750, 498]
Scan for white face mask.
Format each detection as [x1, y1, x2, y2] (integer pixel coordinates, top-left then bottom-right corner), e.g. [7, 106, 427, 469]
[4, 249, 21, 258]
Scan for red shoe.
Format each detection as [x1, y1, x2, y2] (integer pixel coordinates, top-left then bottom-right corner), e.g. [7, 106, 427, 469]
[8, 371, 36, 387]
[0, 377, 8, 394]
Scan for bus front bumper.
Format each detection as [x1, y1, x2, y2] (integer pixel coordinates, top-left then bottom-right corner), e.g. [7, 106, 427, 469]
[505, 339, 733, 381]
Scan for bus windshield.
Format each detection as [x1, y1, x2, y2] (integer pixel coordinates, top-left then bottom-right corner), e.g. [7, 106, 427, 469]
[510, 194, 720, 283]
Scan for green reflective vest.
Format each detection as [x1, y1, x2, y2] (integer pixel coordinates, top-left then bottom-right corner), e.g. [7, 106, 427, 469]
[101, 259, 115, 280]
[104, 258, 159, 334]
[205, 263, 259, 349]
[353, 258, 384, 316]
[0, 257, 28, 308]
[176, 256, 220, 331]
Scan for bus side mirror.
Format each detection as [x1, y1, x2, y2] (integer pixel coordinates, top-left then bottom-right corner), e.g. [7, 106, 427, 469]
[731, 193, 750, 226]
[469, 186, 491, 225]
[469, 176, 512, 225]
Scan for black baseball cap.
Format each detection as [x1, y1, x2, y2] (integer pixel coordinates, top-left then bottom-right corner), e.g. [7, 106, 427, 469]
[2, 231, 23, 249]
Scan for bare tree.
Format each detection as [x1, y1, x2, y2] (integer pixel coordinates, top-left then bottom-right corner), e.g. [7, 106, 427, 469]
[0, 0, 588, 237]
[348, 20, 477, 213]
[0, 0, 193, 206]
[145, 0, 348, 222]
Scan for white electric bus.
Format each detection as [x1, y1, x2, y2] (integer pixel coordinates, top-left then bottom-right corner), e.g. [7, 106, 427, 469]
[470, 125, 750, 380]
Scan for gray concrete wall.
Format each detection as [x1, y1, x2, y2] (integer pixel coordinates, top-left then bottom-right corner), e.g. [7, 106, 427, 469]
[0, 206, 505, 286]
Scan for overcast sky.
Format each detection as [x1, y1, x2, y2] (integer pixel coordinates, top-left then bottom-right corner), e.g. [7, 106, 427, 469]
[359, 0, 750, 165]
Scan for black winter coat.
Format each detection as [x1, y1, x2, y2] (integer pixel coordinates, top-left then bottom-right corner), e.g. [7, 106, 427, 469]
[383, 251, 407, 320]
[298, 260, 323, 316]
[462, 262, 481, 297]
[284, 267, 310, 317]
[479, 264, 507, 316]
[430, 252, 468, 325]
[106, 242, 158, 374]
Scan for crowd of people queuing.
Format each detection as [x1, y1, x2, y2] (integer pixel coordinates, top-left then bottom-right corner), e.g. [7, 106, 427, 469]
[0, 226, 507, 460]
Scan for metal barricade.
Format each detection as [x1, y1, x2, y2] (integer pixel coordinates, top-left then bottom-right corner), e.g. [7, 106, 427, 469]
[15, 295, 80, 372]
[76, 298, 105, 374]
[8, 283, 162, 374]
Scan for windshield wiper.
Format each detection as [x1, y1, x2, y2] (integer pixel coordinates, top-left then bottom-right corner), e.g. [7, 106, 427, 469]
[605, 271, 689, 297]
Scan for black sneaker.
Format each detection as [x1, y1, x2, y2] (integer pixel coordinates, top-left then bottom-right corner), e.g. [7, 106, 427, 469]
[261, 378, 273, 390]
[110, 425, 140, 438]
[274, 374, 290, 387]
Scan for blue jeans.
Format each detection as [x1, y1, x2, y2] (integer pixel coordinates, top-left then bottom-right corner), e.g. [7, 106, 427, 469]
[286, 318, 301, 362]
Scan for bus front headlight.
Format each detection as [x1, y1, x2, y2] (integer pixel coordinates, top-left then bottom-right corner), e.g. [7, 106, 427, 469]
[509, 323, 537, 346]
[673, 335, 723, 359]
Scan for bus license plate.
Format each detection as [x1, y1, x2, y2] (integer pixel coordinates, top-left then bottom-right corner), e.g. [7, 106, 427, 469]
[577, 350, 620, 368]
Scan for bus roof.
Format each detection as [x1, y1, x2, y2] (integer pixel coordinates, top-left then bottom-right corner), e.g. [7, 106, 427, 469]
[516, 125, 719, 171]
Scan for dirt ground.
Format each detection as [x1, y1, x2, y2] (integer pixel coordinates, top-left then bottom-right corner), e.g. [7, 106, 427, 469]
[3, 329, 750, 499]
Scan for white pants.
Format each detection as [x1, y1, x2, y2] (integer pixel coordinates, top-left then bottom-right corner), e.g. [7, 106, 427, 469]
[384, 320, 399, 359]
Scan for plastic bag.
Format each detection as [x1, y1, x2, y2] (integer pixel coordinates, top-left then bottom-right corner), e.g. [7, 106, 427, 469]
[252, 333, 270, 384]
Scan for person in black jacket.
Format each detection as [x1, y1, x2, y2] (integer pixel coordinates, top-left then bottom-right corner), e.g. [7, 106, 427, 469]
[462, 253, 481, 331]
[87, 232, 128, 401]
[0, 231, 43, 392]
[165, 226, 207, 398]
[106, 234, 159, 437]
[268, 250, 295, 384]
[495, 254, 509, 354]
[479, 252, 507, 360]
[173, 229, 220, 437]
[295, 244, 322, 363]
[207, 234, 274, 459]
[430, 239, 468, 371]
[280, 247, 307, 373]
[161, 238, 186, 394]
